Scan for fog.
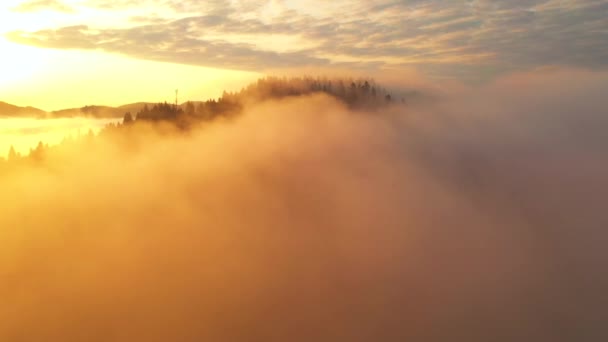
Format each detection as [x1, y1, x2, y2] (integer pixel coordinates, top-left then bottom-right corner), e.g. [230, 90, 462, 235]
[0, 117, 119, 156]
[1, 69, 607, 341]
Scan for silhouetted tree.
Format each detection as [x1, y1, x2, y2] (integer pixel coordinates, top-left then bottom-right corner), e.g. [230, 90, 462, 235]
[135, 102, 183, 122]
[8, 145, 18, 162]
[29, 141, 44, 161]
[123, 112, 133, 125]
[185, 102, 195, 116]
[363, 81, 370, 94]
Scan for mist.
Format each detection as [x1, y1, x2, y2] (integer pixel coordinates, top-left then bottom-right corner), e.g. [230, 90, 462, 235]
[0, 117, 119, 156]
[1, 68, 607, 341]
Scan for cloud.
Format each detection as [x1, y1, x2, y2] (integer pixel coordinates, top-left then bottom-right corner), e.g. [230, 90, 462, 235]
[0, 68, 607, 341]
[11, 0, 73, 13]
[6, 24, 333, 70]
[5, 0, 608, 80]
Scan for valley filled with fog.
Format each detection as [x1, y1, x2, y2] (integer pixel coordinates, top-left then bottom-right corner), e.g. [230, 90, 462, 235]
[0, 117, 119, 156]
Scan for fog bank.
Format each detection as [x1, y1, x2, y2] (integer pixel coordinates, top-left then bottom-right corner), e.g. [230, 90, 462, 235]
[1, 69, 607, 341]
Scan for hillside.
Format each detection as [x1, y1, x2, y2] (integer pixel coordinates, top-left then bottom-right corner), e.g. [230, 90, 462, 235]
[1, 77, 423, 122]
[51, 104, 155, 119]
[0, 101, 47, 118]
[125, 77, 408, 126]
[0, 102, 155, 119]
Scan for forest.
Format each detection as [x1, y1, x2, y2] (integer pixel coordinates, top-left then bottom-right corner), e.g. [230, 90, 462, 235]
[128, 76, 399, 124]
[1, 76, 404, 165]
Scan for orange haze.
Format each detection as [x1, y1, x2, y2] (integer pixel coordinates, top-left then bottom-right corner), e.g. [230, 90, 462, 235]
[1, 68, 607, 341]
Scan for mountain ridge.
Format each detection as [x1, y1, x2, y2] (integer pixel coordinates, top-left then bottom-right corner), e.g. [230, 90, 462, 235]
[0, 101, 47, 118]
[0, 101, 158, 119]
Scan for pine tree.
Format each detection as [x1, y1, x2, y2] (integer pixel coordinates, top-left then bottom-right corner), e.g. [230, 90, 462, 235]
[8, 145, 17, 161]
[123, 112, 133, 125]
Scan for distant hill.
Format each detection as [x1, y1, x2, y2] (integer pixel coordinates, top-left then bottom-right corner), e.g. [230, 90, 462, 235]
[0, 101, 47, 118]
[1, 77, 430, 121]
[51, 103, 154, 119]
[117, 102, 155, 115]
[0, 101, 157, 119]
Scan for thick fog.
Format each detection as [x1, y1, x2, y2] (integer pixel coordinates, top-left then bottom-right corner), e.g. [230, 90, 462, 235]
[0, 68, 606, 341]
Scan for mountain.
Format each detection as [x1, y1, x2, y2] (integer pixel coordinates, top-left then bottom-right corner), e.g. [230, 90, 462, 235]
[51, 103, 157, 119]
[117, 102, 155, 115]
[0, 101, 158, 119]
[1, 77, 426, 120]
[52, 105, 116, 119]
[0, 101, 47, 118]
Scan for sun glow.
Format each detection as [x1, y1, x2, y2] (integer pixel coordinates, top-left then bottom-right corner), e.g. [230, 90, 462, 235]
[0, 37, 261, 110]
[0, 2, 260, 110]
[0, 38, 51, 86]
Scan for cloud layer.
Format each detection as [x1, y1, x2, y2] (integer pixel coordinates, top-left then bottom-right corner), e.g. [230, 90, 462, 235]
[5, 0, 608, 80]
[1, 68, 607, 341]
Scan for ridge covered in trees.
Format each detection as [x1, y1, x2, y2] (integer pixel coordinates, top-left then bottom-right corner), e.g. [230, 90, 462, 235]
[123, 77, 402, 126]
[0, 77, 409, 120]
[1, 76, 407, 165]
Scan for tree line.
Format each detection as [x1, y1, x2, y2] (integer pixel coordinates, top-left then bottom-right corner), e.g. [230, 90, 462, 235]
[1, 76, 403, 165]
[120, 76, 399, 126]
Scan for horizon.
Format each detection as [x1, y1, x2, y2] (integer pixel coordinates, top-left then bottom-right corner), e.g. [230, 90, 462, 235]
[1, 1, 606, 109]
[1, 74, 409, 112]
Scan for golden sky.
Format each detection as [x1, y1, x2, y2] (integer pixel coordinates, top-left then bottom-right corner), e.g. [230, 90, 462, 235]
[0, 37, 260, 110]
[1, 0, 607, 109]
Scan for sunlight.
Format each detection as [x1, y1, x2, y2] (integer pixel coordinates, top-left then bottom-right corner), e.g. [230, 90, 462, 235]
[0, 38, 49, 86]
[0, 41, 261, 110]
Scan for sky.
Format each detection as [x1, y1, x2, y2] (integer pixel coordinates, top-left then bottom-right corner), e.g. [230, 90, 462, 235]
[0, 0, 607, 110]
